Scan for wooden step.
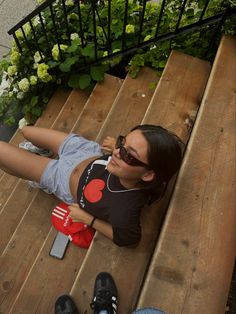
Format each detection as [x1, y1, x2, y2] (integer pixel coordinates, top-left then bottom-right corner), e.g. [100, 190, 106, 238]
[72, 74, 124, 138]
[70, 51, 211, 313]
[96, 66, 159, 142]
[137, 35, 236, 314]
[0, 87, 91, 312]
[0, 88, 90, 256]
[4, 75, 123, 314]
[0, 89, 72, 255]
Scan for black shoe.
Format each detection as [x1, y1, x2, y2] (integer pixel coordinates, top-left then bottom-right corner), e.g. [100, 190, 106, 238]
[90, 272, 118, 314]
[55, 295, 79, 314]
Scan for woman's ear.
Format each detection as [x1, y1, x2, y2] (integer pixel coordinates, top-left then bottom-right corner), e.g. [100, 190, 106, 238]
[141, 170, 156, 182]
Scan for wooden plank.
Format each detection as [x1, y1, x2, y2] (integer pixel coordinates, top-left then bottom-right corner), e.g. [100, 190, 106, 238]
[72, 74, 123, 138]
[8, 228, 87, 314]
[0, 89, 90, 256]
[70, 51, 211, 313]
[137, 35, 236, 314]
[96, 66, 159, 142]
[0, 192, 57, 313]
[0, 88, 91, 313]
[51, 88, 91, 133]
[6, 75, 123, 314]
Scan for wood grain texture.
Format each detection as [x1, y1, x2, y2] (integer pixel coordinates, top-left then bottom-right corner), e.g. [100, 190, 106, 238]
[137, 35, 236, 314]
[0, 89, 89, 258]
[0, 88, 90, 313]
[72, 74, 123, 138]
[96, 67, 159, 142]
[6, 75, 122, 314]
[70, 51, 211, 314]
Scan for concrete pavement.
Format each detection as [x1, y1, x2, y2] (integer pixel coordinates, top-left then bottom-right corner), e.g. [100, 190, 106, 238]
[0, 0, 36, 59]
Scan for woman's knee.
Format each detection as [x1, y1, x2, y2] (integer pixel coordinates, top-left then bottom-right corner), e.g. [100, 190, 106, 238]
[20, 125, 35, 138]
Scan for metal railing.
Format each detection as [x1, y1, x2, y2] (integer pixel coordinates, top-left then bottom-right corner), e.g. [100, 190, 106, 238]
[8, 0, 236, 68]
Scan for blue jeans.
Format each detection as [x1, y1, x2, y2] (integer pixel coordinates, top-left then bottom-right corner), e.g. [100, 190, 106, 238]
[132, 308, 165, 314]
[98, 308, 165, 314]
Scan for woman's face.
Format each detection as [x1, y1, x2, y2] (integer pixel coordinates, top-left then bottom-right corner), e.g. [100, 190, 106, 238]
[107, 129, 153, 186]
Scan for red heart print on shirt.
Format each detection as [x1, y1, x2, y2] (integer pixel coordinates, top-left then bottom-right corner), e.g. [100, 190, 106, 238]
[84, 179, 105, 203]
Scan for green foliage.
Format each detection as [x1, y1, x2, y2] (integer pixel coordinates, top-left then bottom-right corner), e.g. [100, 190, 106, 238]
[0, 0, 235, 124]
[128, 0, 236, 78]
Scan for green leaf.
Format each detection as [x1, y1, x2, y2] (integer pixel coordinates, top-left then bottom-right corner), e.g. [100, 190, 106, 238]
[68, 74, 80, 89]
[78, 74, 91, 89]
[48, 61, 58, 68]
[59, 56, 78, 72]
[82, 44, 95, 58]
[31, 106, 42, 116]
[0, 59, 10, 71]
[4, 116, 15, 125]
[38, 37, 45, 44]
[158, 60, 167, 68]
[67, 38, 82, 53]
[30, 96, 39, 107]
[90, 65, 105, 81]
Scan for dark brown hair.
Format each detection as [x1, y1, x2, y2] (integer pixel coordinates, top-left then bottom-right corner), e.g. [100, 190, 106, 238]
[131, 124, 184, 203]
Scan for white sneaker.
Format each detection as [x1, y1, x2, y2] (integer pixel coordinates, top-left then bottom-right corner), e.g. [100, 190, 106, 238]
[19, 140, 53, 157]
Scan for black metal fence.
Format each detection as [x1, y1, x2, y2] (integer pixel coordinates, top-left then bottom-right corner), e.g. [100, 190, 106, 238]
[7, 0, 236, 68]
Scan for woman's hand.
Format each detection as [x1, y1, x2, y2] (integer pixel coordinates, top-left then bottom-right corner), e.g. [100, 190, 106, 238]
[68, 204, 113, 240]
[101, 136, 116, 153]
[68, 203, 93, 224]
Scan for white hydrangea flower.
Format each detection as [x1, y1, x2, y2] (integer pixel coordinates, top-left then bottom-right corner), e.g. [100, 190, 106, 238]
[7, 65, 17, 77]
[17, 91, 24, 100]
[18, 117, 29, 129]
[34, 51, 43, 63]
[126, 24, 135, 34]
[52, 44, 68, 61]
[33, 63, 39, 69]
[18, 78, 30, 92]
[13, 86, 19, 93]
[10, 50, 21, 65]
[0, 72, 11, 96]
[30, 75, 38, 85]
[37, 63, 53, 82]
[70, 33, 79, 40]
[23, 23, 31, 37]
[66, 0, 74, 6]
[33, 16, 40, 26]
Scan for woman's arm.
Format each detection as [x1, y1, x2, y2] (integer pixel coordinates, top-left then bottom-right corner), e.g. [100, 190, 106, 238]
[68, 203, 113, 240]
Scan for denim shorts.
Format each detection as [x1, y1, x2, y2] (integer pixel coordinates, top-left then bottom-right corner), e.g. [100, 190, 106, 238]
[39, 134, 102, 204]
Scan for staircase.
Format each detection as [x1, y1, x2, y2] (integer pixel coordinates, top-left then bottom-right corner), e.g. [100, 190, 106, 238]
[0, 35, 235, 314]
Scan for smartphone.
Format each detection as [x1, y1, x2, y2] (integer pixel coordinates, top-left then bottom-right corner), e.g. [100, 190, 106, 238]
[49, 232, 70, 259]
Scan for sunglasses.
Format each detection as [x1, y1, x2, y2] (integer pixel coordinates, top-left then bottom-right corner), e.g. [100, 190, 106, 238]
[115, 135, 149, 167]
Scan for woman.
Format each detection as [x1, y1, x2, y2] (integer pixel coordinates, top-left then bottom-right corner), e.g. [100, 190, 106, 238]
[0, 124, 183, 246]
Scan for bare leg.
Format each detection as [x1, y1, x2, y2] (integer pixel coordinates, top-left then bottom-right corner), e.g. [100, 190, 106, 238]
[21, 126, 69, 155]
[0, 140, 51, 182]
